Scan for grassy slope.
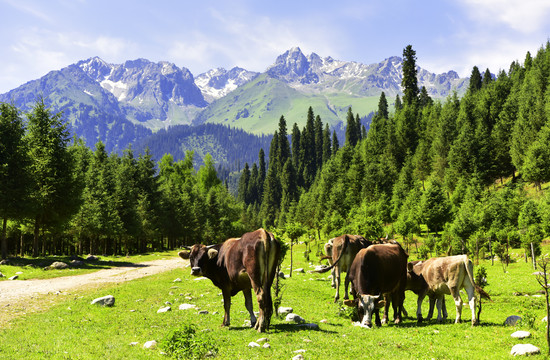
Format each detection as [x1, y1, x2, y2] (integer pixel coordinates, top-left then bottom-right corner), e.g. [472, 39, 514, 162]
[195, 74, 381, 135]
[0, 244, 548, 359]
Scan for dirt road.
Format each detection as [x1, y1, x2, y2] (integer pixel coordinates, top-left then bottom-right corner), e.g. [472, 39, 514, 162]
[0, 257, 188, 324]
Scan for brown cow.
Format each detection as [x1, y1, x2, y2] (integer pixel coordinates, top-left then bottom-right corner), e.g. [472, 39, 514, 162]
[412, 255, 478, 325]
[405, 260, 446, 322]
[343, 243, 408, 328]
[178, 228, 281, 332]
[318, 234, 372, 302]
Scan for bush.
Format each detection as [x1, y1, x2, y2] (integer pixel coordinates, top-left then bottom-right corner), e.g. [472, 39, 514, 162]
[161, 324, 218, 359]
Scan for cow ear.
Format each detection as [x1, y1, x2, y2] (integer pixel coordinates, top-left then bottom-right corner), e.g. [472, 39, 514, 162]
[343, 299, 356, 307]
[207, 248, 219, 259]
[178, 251, 190, 260]
[376, 300, 386, 309]
[407, 262, 414, 273]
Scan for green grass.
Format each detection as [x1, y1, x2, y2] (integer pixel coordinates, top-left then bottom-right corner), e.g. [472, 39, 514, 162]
[0, 251, 179, 281]
[1, 244, 549, 359]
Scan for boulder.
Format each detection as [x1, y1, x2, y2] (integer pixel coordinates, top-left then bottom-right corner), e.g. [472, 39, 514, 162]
[143, 340, 157, 349]
[86, 255, 99, 262]
[9, 275, 18, 280]
[49, 261, 69, 270]
[285, 313, 305, 324]
[298, 323, 319, 330]
[157, 306, 171, 313]
[0, 272, 4, 277]
[294, 268, 305, 273]
[0, 259, 10, 265]
[510, 344, 540, 356]
[277, 306, 293, 315]
[70, 260, 84, 268]
[262, 343, 271, 349]
[292, 355, 304, 360]
[91, 295, 115, 307]
[511, 331, 531, 339]
[504, 315, 522, 326]
[248, 342, 260, 348]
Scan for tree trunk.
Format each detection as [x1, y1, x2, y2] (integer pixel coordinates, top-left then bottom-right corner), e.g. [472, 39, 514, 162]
[20, 232, 24, 257]
[1, 217, 8, 260]
[33, 216, 40, 257]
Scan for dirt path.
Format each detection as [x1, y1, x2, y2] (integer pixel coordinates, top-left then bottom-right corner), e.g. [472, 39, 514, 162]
[0, 257, 188, 324]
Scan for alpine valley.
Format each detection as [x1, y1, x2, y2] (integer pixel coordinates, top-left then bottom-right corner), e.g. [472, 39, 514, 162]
[0, 47, 468, 167]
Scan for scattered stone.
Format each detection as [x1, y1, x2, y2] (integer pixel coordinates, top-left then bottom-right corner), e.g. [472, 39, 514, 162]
[286, 313, 305, 324]
[165, 301, 172, 305]
[243, 320, 252, 327]
[292, 355, 304, 360]
[185, 296, 193, 300]
[314, 265, 328, 271]
[277, 306, 293, 315]
[543, 316, 547, 322]
[15, 271, 23, 275]
[510, 344, 540, 356]
[173, 278, 182, 282]
[294, 268, 305, 273]
[256, 337, 268, 343]
[198, 310, 209, 315]
[0, 272, 4, 277]
[0, 259, 10, 265]
[48, 261, 69, 270]
[504, 315, 522, 326]
[511, 331, 531, 339]
[248, 342, 260, 348]
[194, 276, 208, 281]
[320, 319, 328, 323]
[352, 321, 370, 328]
[9, 275, 19, 280]
[143, 340, 157, 349]
[86, 255, 99, 262]
[91, 295, 115, 307]
[278, 271, 285, 278]
[70, 260, 84, 268]
[129, 342, 138, 346]
[262, 343, 271, 349]
[157, 306, 171, 313]
[212, 311, 218, 315]
[303, 339, 312, 343]
[294, 349, 306, 353]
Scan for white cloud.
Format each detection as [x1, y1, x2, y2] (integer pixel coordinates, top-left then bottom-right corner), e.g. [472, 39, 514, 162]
[459, 0, 550, 33]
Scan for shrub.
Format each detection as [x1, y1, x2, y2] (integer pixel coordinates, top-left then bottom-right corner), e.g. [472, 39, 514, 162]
[160, 324, 218, 359]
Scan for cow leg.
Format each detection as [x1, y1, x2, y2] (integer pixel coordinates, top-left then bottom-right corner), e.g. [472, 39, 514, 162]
[416, 290, 428, 323]
[391, 291, 403, 324]
[334, 267, 341, 302]
[449, 286, 463, 324]
[221, 289, 232, 327]
[426, 295, 435, 321]
[465, 285, 477, 325]
[243, 288, 257, 327]
[374, 308, 382, 327]
[441, 296, 448, 321]
[381, 294, 390, 325]
[436, 294, 448, 323]
[331, 267, 336, 288]
[343, 270, 351, 300]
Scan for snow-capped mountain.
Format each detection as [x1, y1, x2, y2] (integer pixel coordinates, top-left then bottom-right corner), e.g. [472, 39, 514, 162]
[195, 67, 259, 103]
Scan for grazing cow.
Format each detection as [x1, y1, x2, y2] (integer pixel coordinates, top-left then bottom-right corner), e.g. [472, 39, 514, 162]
[343, 243, 408, 328]
[178, 228, 281, 332]
[405, 260, 446, 322]
[412, 255, 479, 325]
[318, 234, 372, 302]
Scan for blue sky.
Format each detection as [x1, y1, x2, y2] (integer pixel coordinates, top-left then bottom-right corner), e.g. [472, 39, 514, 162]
[1, 0, 549, 93]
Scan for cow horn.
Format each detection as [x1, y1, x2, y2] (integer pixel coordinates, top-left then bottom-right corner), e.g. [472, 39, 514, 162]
[206, 244, 217, 249]
[207, 248, 219, 259]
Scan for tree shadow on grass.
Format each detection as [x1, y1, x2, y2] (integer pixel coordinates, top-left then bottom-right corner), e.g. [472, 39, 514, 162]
[229, 323, 338, 334]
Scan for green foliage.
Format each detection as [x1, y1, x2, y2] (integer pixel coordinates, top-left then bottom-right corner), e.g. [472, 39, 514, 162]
[160, 324, 218, 360]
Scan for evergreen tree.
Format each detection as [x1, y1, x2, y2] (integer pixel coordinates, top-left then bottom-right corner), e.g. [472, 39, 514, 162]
[0, 103, 31, 258]
[482, 68, 493, 87]
[331, 130, 339, 156]
[395, 94, 403, 111]
[421, 180, 451, 234]
[402, 45, 419, 105]
[469, 66, 482, 93]
[26, 99, 79, 257]
[314, 115, 324, 170]
[418, 86, 433, 108]
[277, 116, 291, 173]
[278, 158, 298, 226]
[301, 107, 316, 188]
[522, 124, 550, 190]
[237, 163, 251, 203]
[291, 123, 302, 177]
[345, 107, 359, 147]
[322, 123, 332, 164]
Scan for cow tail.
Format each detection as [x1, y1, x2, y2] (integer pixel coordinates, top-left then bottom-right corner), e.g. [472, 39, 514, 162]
[464, 256, 492, 301]
[314, 235, 349, 274]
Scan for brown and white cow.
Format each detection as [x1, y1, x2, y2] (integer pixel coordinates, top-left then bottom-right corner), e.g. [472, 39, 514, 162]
[343, 243, 408, 328]
[411, 255, 478, 325]
[178, 228, 281, 332]
[405, 260, 446, 322]
[318, 234, 373, 302]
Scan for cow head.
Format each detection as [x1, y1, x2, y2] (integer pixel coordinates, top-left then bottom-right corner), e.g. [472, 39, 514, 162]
[345, 294, 384, 328]
[178, 244, 219, 277]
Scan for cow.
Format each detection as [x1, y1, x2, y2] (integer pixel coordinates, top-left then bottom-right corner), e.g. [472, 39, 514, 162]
[404, 260, 446, 322]
[178, 228, 281, 332]
[343, 243, 408, 328]
[411, 255, 481, 326]
[318, 234, 373, 302]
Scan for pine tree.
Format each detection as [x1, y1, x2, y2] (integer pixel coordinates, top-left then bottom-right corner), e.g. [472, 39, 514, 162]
[277, 116, 291, 173]
[469, 66, 482, 93]
[345, 107, 359, 147]
[314, 115, 324, 170]
[237, 163, 251, 203]
[402, 45, 419, 105]
[322, 123, 332, 164]
[0, 103, 31, 259]
[332, 130, 340, 156]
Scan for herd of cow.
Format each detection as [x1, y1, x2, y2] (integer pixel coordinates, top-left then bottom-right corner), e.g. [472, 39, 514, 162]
[178, 228, 489, 333]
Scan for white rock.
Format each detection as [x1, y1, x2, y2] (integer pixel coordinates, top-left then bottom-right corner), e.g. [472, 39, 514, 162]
[143, 340, 157, 349]
[511, 344, 540, 356]
[91, 295, 115, 307]
[320, 319, 328, 323]
[173, 278, 182, 282]
[15, 271, 23, 275]
[262, 343, 271, 349]
[194, 277, 208, 281]
[294, 349, 306, 353]
[277, 307, 293, 315]
[9, 275, 19, 280]
[129, 342, 138, 346]
[286, 313, 305, 324]
[248, 342, 260, 348]
[511, 331, 531, 339]
[542, 316, 547, 322]
[198, 310, 209, 315]
[292, 355, 304, 360]
[157, 306, 171, 313]
[294, 268, 305, 273]
[256, 338, 269, 343]
[243, 320, 252, 327]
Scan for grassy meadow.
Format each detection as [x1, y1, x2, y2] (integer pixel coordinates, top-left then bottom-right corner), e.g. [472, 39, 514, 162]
[0, 243, 549, 359]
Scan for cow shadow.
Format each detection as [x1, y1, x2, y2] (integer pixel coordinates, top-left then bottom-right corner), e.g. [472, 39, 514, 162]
[396, 318, 504, 328]
[229, 323, 337, 334]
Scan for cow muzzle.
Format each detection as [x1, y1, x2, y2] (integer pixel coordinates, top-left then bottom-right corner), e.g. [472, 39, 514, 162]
[191, 267, 202, 276]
